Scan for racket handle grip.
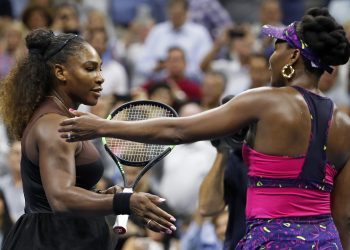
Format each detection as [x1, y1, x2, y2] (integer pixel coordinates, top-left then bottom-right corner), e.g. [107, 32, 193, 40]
[113, 188, 133, 235]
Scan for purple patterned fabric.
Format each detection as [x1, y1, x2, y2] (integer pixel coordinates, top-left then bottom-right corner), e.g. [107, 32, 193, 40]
[236, 215, 342, 249]
[261, 22, 333, 73]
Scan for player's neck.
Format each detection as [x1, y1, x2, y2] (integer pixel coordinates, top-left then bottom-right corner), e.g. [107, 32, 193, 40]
[47, 90, 75, 117]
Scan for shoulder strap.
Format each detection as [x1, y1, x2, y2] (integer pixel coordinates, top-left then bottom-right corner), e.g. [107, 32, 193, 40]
[292, 86, 334, 182]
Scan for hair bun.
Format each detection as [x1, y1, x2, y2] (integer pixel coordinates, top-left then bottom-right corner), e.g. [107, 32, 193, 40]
[25, 28, 55, 56]
[300, 7, 350, 66]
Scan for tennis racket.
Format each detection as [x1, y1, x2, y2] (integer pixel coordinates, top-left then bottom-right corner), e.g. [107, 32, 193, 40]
[102, 100, 178, 234]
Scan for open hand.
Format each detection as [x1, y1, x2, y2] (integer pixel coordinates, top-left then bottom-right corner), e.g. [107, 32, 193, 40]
[59, 109, 106, 142]
[130, 192, 176, 234]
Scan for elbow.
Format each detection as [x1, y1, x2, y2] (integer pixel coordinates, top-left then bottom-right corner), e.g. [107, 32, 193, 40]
[198, 202, 225, 217]
[199, 207, 214, 217]
[50, 200, 69, 214]
[199, 207, 222, 217]
[48, 193, 72, 214]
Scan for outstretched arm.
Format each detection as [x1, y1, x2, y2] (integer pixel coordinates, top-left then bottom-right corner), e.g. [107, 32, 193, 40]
[59, 88, 273, 144]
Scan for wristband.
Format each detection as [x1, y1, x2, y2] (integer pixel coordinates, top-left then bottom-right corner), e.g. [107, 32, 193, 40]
[113, 193, 132, 215]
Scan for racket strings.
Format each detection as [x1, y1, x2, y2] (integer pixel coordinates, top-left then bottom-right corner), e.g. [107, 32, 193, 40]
[106, 104, 176, 163]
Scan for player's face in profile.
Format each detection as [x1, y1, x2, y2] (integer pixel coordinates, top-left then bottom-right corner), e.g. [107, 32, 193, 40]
[269, 40, 291, 87]
[64, 43, 104, 106]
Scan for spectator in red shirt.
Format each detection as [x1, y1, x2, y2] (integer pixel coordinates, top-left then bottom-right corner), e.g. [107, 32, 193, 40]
[141, 47, 202, 103]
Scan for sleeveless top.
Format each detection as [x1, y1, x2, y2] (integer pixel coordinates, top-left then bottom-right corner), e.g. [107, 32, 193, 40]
[243, 86, 337, 219]
[21, 98, 104, 213]
[1, 98, 113, 250]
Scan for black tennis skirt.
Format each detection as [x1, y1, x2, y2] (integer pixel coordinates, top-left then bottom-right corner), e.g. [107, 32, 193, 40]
[2, 213, 114, 250]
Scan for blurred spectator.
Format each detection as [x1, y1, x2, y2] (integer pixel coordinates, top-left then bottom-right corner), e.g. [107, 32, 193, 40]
[141, 47, 202, 103]
[218, 0, 261, 24]
[135, 0, 212, 82]
[108, 0, 167, 27]
[28, 0, 53, 7]
[89, 94, 124, 183]
[344, 20, 350, 41]
[319, 66, 350, 115]
[83, 9, 124, 62]
[9, 0, 28, 19]
[122, 227, 180, 250]
[86, 28, 128, 97]
[201, 26, 254, 96]
[0, 189, 13, 246]
[279, 0, 304, 25]
[199, 138, 248, 249]
[200, 71, 227, 110]
[252, 0, 284, 57]
[259, 0, 283, 26]
[180, 207, 228, 250]
[188, 0, 233, 38]
[21, 4, 53, 30]
[248, 53, 270, 89]
[117, 166, 178, 250]
[0, 120, 10, 176]
[147, 82, 178, 110]
[0, 0, 13, 18]
[78, 0, 110, 16]
[156, 102, 216, 224]
[123, 5, 155, 87]
[0, 20, 26, 80]
[0, 141, 25, 223]
[328, 0, 350, 25]
[51, 2, 81, 34]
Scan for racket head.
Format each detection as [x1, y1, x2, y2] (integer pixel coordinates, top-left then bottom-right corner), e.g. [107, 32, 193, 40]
[102, 100, 178, 167]
[102, 100, 178, 235]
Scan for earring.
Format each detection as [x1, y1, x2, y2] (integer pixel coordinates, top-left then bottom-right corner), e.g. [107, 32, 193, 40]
[281, 64, 295, 79]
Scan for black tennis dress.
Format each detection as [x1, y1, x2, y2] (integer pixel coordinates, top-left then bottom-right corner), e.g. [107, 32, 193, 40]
[2, 98, 113, 250]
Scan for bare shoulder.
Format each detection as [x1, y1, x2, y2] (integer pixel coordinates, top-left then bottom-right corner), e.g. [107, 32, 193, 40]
[225, 86, 295, 116]
[32, 113, 78, 152]
[34, 113, 68, 141]
[233, 86, 294, 102]
[328, 108, 350, 168]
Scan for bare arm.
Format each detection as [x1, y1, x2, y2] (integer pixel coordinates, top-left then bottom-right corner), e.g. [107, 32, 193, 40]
[198, 150, 228, 216]
[59, 88, 273, 144]
[332, 158, 350, 250]
[36, 114, 176, 232]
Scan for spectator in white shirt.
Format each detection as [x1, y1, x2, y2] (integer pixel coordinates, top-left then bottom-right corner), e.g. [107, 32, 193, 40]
[135, 0, 212, 82]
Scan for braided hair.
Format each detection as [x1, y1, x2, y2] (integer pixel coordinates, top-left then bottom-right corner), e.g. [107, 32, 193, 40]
[298, 7, 350, 76]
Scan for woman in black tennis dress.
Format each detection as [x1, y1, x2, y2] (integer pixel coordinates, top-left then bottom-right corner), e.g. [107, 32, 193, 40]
[0, 28, 176, 250]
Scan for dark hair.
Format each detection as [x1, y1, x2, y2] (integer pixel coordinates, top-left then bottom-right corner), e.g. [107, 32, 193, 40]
[21, 4, 53, 29]
[298, 7, 350, 76]
[147, 82, 172, 96]
[168, 0, 188, 10]
[167, 46, 186, 59]
[205, 70, 227, 89]
[0, 28, 86, 139]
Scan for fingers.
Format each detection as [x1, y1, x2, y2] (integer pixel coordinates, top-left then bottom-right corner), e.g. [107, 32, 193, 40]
[144, 218, 175, 234]
[130, 193, 176, 234]
[68, 108, 85, 117]
[58, 118, 78, 131]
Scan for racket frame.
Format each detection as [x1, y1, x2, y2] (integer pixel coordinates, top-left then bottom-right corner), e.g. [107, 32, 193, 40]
[101, 100, 178, 234]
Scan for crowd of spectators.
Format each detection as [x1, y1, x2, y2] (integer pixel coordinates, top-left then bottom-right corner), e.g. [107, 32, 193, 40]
[0, 0, 349, 249]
